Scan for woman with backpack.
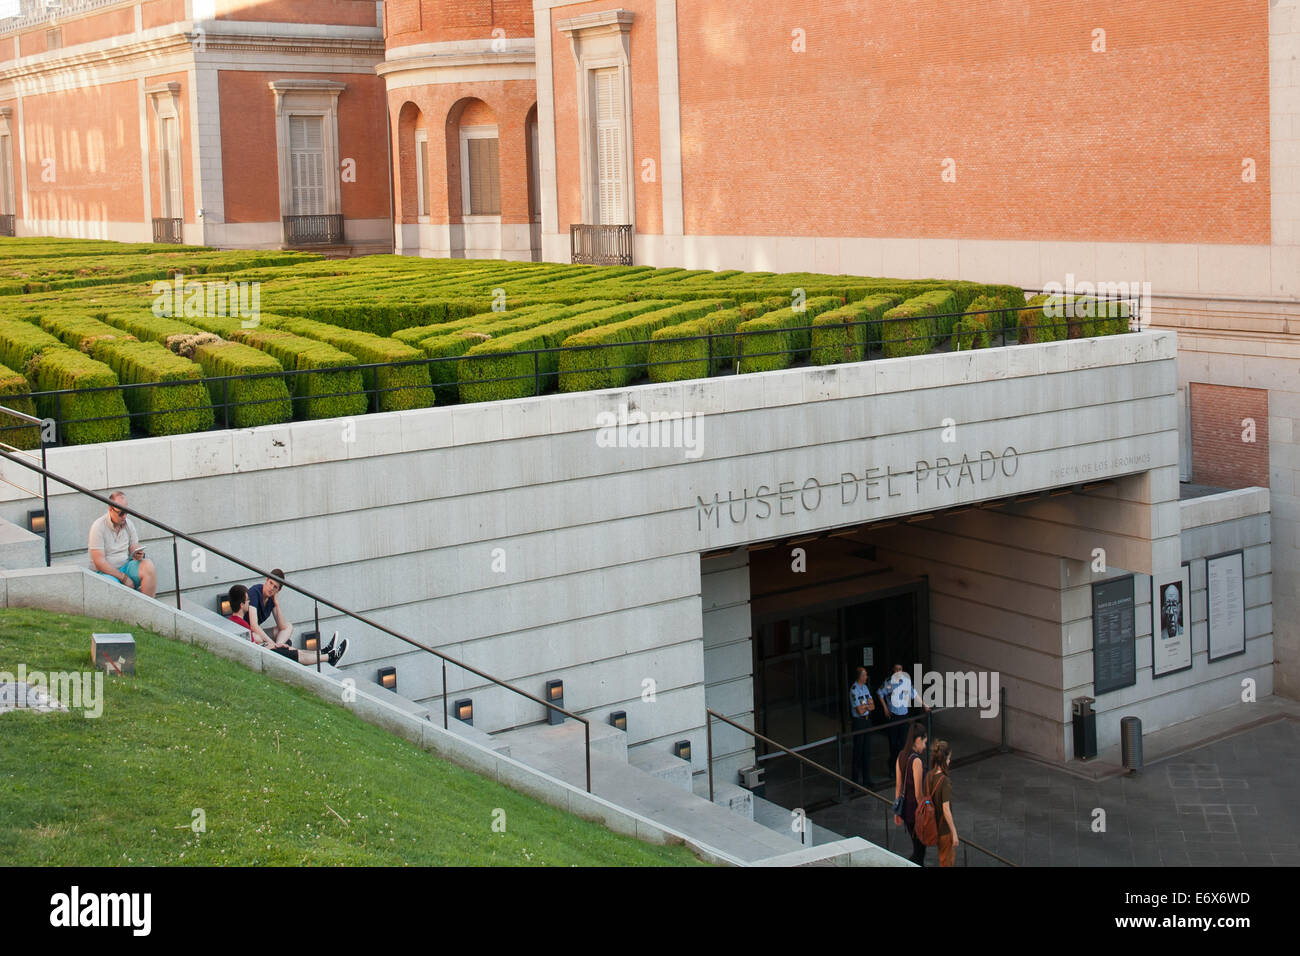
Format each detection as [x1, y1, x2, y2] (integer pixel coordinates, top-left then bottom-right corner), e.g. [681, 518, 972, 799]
[893, 721, 928, 865]
[925, 740, 959, 867]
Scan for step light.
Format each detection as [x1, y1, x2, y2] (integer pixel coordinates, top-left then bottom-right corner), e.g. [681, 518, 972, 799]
[27, 509, 46, 535]
[609, 710, 627, 732]
[378, 666, 397, 691]
[454, 698, 473, 726]
[216, 594, 231, 616]
[673, 740, 692, 762]
[302, 631, 320, 652]
[545, 679, 564, 725]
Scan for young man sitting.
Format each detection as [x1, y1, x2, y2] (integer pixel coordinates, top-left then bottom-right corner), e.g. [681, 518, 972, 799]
[247, 569, 293, 645]
[227, 584, 347, 667]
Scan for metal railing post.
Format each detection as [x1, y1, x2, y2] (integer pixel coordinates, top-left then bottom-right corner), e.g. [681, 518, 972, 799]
[1000, 686, 1009, 753]
[39, 437, 50, 568]
[584, 722, 592, 794]
[222, 377, 230, 430]
[533, 350, 540, 397]
[172, 535, 181, 610]
[314, 600, 321, 674]
[442, 658, 448, 729]
[707, 712, 715, 802]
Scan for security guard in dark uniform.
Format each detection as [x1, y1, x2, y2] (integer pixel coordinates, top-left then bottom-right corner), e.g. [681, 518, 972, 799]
[849, 666, 875, 788]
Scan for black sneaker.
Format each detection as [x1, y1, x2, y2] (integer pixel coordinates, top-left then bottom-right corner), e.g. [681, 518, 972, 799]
[321, 632, 337, 655]
[329, 638, 348, 666]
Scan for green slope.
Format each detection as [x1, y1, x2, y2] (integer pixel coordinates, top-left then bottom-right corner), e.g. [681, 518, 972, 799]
[0, 609, 702, 867]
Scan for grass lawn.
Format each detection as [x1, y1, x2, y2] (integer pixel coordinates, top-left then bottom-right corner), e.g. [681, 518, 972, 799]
[0, 609, 704, 866]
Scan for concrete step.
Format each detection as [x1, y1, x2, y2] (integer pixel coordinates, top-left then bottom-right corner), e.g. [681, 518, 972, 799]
[0, 518, 46, 571]
[494, 717, 628, 764]
[692, 775, 754, 819]
[497, 724, 846, 864]
[628, 746, 692, 792]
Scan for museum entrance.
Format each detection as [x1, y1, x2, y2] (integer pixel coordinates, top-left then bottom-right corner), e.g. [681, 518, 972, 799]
[748, 537, 930, 809]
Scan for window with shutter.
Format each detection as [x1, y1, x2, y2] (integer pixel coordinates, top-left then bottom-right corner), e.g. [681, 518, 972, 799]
[593, 68, 625, 226]
[289, 115, 326, 216]
[459, 127, 500, 217]
[416, 133, 429, 217]
[159, 116, 183, 219]
[0, 135, 14, 216]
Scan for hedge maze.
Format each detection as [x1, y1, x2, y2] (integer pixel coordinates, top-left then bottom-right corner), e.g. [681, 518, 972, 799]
[0, 238, 1132, 445]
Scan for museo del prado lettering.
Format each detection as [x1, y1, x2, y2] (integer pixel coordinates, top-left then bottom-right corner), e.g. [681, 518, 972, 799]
[697, 447, 1020, 530]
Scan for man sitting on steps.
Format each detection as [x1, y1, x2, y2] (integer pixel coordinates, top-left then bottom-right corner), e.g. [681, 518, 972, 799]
[88, 491, 157, 598]
[227, 584, 347, 667]
[247, 569, 293, 645]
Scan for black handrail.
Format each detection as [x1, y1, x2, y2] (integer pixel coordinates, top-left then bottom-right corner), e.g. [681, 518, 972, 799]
[705, 708, 1014, 867]
[0, 446, 593, 792]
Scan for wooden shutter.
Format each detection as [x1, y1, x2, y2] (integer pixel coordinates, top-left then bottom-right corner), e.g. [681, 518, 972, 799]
[0, 135, 14, 215]
[467, 136, 500, 215]
[289, 115, 326, 216]
[417, 137, 429, 216]
[160, 116, 183, 219]
[593, 68, 625, 225]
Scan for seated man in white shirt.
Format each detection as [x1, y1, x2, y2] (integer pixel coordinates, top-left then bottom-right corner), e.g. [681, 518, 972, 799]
[88, 491, 158, 598]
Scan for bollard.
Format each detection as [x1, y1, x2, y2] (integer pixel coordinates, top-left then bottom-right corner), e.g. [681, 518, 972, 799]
[1121, 716, 1143, 773]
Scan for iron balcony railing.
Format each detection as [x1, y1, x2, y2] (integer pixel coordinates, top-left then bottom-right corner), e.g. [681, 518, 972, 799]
[0, 213, 15, 237]
[152, 217, 183, 244]
[0, 303, 1143, 445]
[284, 214, 343, 247]
[0, 434, 594, 792]
[571, 223, 633, 266]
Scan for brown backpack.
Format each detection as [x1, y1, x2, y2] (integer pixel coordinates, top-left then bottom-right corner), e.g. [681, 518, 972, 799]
[914, 771, 943, 847]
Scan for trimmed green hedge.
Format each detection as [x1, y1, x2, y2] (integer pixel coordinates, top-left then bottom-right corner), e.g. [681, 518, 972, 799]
[0, 317, 65, 373]
[192, 341, 292, 428]
[39, 313, 137, 353]
[27, 348, 130, 445]
[90, 340, 214, 437]
[879, 290, 959, 358]
[273, 316, 433, 412]
[735, 296, 843, 373]
[415, 302, 616, 402]
[810, 294, 902, 365]
[94, 308, 207, 345]
[1017, 294, 1065, 344]
[557, 299, 733, 392]
[458, 301, 677, 403]
[235, 329, 366, 420]
[0, 363, 40, 450]
[646, 297, 786, 384]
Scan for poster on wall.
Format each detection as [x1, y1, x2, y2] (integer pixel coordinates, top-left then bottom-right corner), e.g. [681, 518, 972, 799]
[1151, 564, 1193, 678]
[1092, 576, 1136, 695]
[1207, 550, 1246, 662]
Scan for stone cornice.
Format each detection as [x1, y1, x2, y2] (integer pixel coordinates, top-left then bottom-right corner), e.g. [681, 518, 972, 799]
[375, 49, 536, 78]
[0, 26, 383, 84]
[556, 10, 634, 36]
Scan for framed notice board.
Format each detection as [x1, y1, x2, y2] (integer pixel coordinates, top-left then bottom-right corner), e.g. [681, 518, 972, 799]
[1207, 550, 1246, 663]
[1092, 575, 1137, 695]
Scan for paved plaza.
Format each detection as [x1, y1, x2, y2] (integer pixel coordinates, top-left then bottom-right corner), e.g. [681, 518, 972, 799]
[808, 702, 1300, 866]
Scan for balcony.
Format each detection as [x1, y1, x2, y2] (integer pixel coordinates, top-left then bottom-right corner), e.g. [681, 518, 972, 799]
[571, 223, 633, 266]
[152, 217, 183, 244]
[283, 214, 343, 247]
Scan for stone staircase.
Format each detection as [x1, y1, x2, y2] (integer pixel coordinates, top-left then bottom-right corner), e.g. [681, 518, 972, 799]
[493, 720, 898, 865]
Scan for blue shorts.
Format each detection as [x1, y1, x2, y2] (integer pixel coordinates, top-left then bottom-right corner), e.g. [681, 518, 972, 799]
[98, 559, 143, 587]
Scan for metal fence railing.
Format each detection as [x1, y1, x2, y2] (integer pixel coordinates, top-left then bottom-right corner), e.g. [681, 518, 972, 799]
[706, 708, 1015, 867]
[0, 441, 594, 792]
[0, 301, 1143, 447]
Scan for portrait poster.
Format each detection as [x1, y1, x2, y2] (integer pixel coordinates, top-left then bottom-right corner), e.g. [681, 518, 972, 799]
[1151, 564, 1193, 678]
[1207, 550, 1246, 663]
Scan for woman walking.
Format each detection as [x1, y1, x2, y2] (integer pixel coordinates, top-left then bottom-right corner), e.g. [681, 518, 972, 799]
[926, 740, 959, 867]
[893, 721, 928, 865]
